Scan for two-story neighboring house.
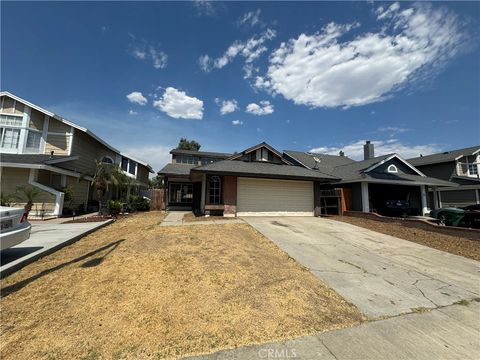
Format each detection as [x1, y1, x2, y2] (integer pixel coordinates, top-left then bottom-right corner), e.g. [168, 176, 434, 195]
[0, 91, 153, 216]
[408, 145, 480, 208]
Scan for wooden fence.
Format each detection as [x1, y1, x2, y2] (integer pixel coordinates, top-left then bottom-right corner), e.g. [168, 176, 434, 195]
[150, 189, 165, 210]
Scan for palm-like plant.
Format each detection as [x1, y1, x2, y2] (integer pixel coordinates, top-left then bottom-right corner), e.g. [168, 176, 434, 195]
[15, 185, 42, 214]
[92, 160, 126, 213]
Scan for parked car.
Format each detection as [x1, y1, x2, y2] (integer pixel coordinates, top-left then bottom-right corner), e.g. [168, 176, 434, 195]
[383, 200, 411, 217]
[0, 206, 32, 250]
[430, 206, 480, 228]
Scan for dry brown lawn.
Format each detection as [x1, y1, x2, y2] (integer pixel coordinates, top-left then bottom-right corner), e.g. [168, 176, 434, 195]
[1, 212, 363, 360]
[332, 216, 480, 261]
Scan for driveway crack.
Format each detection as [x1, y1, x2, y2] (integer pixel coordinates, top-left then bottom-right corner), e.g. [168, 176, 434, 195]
[318, 338, 338, 360]
[412, 279, 439, 307]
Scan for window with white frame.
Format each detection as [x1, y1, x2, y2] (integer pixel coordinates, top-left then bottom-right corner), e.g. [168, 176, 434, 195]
[0, 112, 44, 153]
[0, 127, 21, 149]
[25, 130, 42, 151]
[208, 175, 221, 204]
[468, 163, 478, 176]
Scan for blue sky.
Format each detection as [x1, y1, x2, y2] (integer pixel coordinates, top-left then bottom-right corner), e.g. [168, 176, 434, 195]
[2, 1, 479, 172]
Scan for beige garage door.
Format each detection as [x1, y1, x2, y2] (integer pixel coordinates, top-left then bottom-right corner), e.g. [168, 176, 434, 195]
[237, 177, 314, 216]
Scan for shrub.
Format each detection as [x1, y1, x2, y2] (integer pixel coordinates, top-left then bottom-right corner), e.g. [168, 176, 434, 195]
[128, 195, 150, 211]
[107, 200, 122, 216]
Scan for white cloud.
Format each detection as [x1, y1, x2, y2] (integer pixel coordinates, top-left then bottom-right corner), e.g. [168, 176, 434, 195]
[245, 100, 274, 115]
[215, 98, 238, 115]
[153, 87, 204, 120]
[238, 9, 263, 28]
[198, 54, 212, 72]
[199, 29, 276, 77]
[310, 139, 443, 160]
[128, 109, 138, 115]
[126, 91, 148, 106]
[232, 120, 243, 125]
[123, 145, 172, 174]
[193, 0, 217, 16]
[129, 36, 168, 69]
[377, 126, 410, 137]
[256, 3, 468, 108]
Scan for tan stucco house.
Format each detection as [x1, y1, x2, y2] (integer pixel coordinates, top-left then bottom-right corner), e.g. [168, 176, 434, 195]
[0, 91, 153, 216]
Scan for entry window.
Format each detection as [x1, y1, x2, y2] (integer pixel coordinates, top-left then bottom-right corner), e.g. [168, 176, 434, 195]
[209, 176, 221, 204]
[169, 183, 193, 203]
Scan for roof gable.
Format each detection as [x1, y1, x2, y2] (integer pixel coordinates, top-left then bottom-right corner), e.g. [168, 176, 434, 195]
[364, 154, 425, 176]
[228, 142, 292, 165]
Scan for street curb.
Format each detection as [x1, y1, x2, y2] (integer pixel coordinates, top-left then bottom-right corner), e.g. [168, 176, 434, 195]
[0, 219, 114, 278]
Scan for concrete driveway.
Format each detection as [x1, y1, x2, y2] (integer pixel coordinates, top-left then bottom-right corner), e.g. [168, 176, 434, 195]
[243, 217, 480, 319]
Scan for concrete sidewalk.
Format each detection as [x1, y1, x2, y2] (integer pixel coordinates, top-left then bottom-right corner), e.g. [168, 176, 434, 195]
[185, 301, 480, 360]
[0, 220, 112, 277]
[161, 212, 244, 226]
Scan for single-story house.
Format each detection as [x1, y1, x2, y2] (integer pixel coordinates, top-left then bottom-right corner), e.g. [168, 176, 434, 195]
[159, 141, 454, 217]
[0, 91, 154, 216]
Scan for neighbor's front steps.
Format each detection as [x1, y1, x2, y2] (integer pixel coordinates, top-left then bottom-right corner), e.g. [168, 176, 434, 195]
[185, 300, 480, 360]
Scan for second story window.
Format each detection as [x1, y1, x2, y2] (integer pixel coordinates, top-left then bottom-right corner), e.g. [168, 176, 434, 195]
[121, 157, 128, 171]
[0, 127, 21, 149]
[102, 156, 114, 164]
[468, 163, 478, 176]
[128, 160, 137, 175]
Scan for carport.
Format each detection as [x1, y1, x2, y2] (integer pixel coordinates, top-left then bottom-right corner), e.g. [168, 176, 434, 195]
[368, 183, 422, 215]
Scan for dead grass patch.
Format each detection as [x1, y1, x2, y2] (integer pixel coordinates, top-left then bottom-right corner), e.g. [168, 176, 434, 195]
[182, 212, 236, 222]
[1, 211, 363, 359]
[332, 216, 480, 261]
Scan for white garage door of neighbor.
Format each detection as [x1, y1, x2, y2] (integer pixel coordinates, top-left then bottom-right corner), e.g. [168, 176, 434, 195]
[237, 177, 314, 216]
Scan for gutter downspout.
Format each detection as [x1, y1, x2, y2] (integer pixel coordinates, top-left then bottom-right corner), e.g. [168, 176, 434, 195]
[28, 169, 64, 216]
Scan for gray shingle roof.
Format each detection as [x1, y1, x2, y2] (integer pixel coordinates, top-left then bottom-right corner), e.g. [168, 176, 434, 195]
[170, 149, 231, 158]
[284, 150, 355, 169]
[0, 154, 75, 165]
[191, 160, 339, 181]
[408, 145, 480, 166]
[157, 163, 197, 176]
[330, 154, 393, 180]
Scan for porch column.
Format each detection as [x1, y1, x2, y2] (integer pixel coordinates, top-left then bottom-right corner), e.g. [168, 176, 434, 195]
[476, 189, 480, 204]
[420, 185, 428, 216]
[432, 186, 439, 210]
[200, 174, 206, 214]
[361, 182, 370, 213]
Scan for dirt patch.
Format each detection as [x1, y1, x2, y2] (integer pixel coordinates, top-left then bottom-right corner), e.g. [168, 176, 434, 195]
[183, 212, 236, 222]
[332, 215, 480, 261]
[1, 212, 363, 360]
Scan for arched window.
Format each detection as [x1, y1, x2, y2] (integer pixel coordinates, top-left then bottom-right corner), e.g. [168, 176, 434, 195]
[102, 156, 114, 164]
[387, 164, 398, 173]
[209, 176, 221, 204]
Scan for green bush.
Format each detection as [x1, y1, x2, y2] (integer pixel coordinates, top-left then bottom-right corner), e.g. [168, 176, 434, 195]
[128, 195, 150, 211]
[107, 200, 122, 216]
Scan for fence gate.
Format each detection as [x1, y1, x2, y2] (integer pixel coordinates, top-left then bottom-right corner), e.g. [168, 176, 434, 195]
[150, 189, 165, 210]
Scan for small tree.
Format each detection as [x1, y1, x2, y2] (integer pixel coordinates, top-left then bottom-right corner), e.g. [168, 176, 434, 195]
[15, 186, 42, 214]
[92, 160, 126, 213]
[177, 138, 201, 151]
[149, 174, 164, 189]
[0, 193, 16, 207]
